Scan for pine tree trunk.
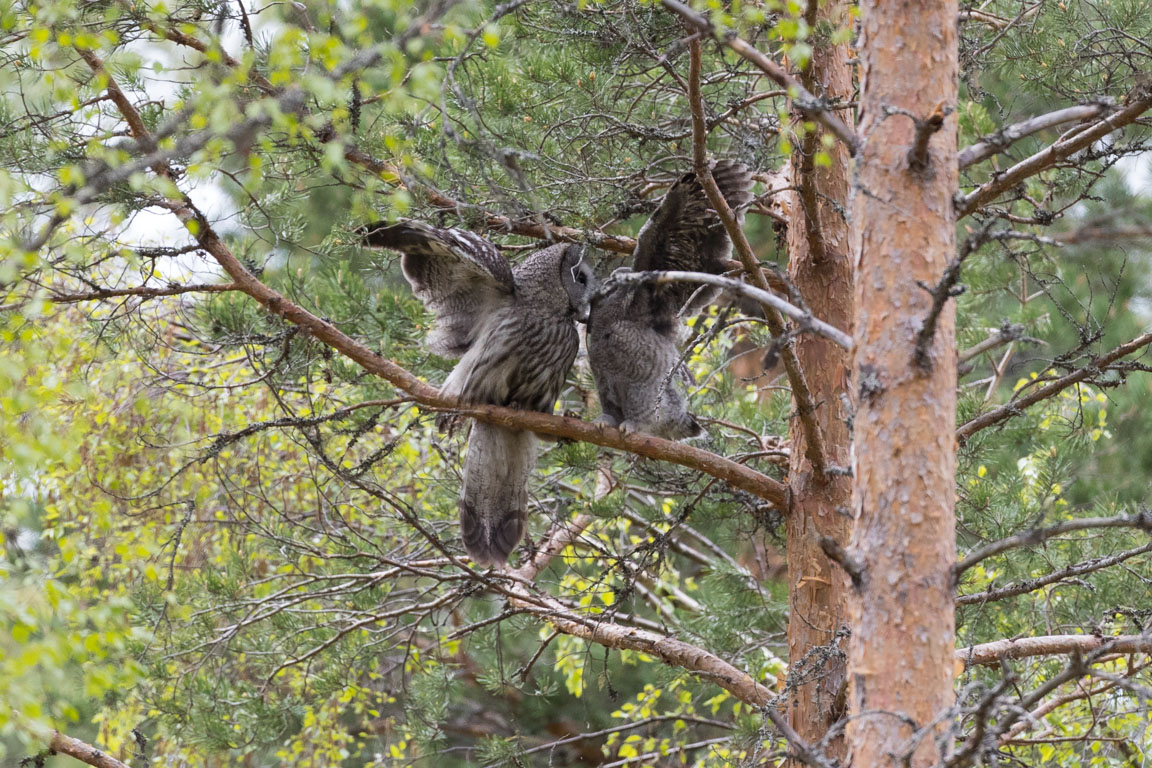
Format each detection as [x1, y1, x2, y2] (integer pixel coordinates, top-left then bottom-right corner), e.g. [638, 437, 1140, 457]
[847, 1, 959, 766]
[783, 0, 855, 761]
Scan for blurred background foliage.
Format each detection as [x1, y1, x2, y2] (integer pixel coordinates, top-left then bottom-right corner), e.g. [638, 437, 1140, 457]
[2, 0, 1151, 765]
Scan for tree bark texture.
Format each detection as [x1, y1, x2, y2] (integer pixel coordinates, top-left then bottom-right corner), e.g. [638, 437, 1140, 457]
[783, 0, 855, 761]
[848, 1, 959, 766]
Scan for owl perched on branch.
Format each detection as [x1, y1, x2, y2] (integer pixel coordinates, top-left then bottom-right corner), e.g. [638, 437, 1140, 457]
[587, 160, 755, 439]
[360, 221, 597, 566]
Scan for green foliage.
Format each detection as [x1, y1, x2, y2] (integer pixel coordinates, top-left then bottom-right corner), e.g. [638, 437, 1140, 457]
[2, 0, 1152, 765]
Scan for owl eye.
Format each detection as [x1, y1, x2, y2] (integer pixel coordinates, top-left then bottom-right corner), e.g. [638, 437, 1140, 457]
[576, 272, 587, 285]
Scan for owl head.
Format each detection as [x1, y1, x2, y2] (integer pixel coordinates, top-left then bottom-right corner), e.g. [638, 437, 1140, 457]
[516, 242, 598, 321]
[560, 244, 597, 322]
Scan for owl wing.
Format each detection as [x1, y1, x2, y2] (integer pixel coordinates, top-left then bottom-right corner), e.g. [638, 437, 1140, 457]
[360, 220, 515, 358]
[631, 159, 755, 275]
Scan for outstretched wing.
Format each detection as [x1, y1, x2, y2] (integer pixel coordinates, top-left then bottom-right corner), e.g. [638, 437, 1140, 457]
[631, 159, 755, 276]
[360, 220, 515, 358]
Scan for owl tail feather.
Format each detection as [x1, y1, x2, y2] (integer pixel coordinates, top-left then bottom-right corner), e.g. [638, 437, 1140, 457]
[459, 422, 536, 566]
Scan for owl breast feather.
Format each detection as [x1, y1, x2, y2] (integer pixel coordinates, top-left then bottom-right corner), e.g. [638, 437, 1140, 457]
[456, 310, 579, 413]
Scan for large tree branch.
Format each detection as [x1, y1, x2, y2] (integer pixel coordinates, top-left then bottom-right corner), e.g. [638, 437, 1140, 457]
[956, 86, 1152, 217]
[160, 198, 788, 505]
[49, 731, 133, 768]
[958, 103, 1112, 170]
[956, 331, 1152, 443]
[664, 0, 859, 155]
[957, 634, 1152, 668]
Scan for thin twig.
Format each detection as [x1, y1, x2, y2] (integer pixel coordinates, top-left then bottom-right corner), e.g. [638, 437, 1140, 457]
[45, 282, 238, 304]
[954, 510, 1152, 574]
[664, 0, 859, 155]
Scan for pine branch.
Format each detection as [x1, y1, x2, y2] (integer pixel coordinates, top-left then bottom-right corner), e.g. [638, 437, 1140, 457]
[664, 0, 860, 155]
[957, 540, 1152, 605]
[954, 510, 1152, 574]
[956, 85, 1152, 216]
[956, 331, 1152, 443]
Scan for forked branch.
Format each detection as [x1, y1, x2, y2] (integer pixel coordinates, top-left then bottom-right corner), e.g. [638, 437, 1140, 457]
[956, 85, 1152, 216]
[956, 332, 1152, 443]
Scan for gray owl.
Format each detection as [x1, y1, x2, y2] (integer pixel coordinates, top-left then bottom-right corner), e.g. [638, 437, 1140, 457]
[361, 221, 597, 565]
[587, 160, 754, 439]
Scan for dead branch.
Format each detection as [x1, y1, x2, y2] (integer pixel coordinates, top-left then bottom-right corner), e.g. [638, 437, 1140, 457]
[610, 271, 853, 351]
[958, 103, 1112, 170]
[908, 103, 951, 171]
[818, 536, 864, 588]
[958, 323, 1028, 365]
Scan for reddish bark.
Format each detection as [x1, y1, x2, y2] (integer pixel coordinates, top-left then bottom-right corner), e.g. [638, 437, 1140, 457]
[847, 1, 960, 766]
[783, 0, 856, 762]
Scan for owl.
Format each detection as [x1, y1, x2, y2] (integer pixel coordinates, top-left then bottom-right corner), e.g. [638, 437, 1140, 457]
[587, 160, 754, 439]
[361, 221, 597, 565]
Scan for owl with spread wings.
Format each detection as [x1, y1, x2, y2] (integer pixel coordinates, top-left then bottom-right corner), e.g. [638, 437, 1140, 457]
[361, 221, 596, 565]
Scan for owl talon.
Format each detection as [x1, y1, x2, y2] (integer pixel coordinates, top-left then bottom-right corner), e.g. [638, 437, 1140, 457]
[436, 412, 464, 435]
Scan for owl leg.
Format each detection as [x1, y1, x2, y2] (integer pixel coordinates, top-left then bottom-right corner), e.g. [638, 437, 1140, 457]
[616, 419, 639, 436]
[435, 411, 466, 435]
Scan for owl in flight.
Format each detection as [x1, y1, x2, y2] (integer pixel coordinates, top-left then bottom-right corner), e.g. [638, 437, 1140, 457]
[587, 160, 755, 439]
[361, 221, 596, 565]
